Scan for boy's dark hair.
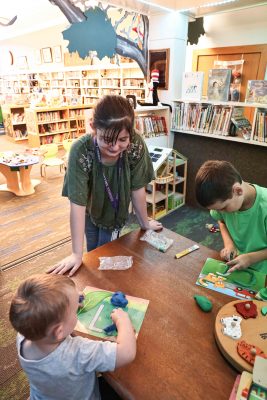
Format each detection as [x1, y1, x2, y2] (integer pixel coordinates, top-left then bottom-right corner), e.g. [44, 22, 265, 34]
[92, 95, 135, 144]
[9, 274, 75, 341]
[195, 160, 242, 207]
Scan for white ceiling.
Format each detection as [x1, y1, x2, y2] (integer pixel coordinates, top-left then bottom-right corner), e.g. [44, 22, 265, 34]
[0, 0, 266, 41]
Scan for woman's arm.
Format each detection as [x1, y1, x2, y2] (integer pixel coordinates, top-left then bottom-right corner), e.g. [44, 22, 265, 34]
[48, 202, 86, 276]
[131, 187, 162, 230]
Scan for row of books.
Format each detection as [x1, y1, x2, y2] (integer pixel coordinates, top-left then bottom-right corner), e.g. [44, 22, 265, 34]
[39, 132, 71, 145]
[135, 116, 168, 137]
[38, 122, 69, 134]
[37, 111, 68, 122]
[182, 70, 267, 104]
[171, 102, 232, 136]
[253, 109, 267, 143]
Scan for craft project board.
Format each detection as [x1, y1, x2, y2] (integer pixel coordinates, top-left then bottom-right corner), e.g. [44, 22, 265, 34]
[215, 300, 267, 373]
[196, 258, 266, 300]
[75, 286, 149, 340]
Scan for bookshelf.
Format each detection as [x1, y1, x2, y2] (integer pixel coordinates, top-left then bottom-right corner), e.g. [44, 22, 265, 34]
[146, 147, 187, 219]
[0, 63, 146, 106]
[171, 100, 267, 147]
[135, 106, 170, 148]
[2, 103, 29, 142]
[25, 105, 92, 147]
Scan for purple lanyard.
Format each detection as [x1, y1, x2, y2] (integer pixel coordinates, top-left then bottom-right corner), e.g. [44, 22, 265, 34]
[94, 138, 123, 215]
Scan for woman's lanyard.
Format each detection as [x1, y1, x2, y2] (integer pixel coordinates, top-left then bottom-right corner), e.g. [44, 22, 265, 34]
[94, 138, 123, 219]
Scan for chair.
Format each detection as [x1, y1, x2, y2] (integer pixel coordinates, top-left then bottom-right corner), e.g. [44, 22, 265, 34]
[62, 138, 75, 169]
[40, 143, 65, 177]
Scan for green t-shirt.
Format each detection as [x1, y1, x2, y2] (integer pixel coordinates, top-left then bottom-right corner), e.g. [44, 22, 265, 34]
[62, 132, 154, 229]
[210, 184, 267, 273]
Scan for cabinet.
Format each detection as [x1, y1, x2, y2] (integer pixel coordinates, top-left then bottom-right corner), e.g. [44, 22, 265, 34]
[0, 63, 146, 106]
[25, 105, 92, 147]
[171, 100, 267, 147]
[146, 147, 187, 219]
[2, 104, 29, 142]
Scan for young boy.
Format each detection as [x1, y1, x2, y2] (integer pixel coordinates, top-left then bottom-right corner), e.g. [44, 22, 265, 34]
[9, 274, 136, 400]
[195, 160, 267, 274]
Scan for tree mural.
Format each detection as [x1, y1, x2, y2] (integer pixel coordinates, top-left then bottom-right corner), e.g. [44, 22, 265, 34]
[49, 0, 149, 77]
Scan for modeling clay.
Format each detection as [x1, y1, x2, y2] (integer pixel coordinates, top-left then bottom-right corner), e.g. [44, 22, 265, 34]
[261, 306, 267, 316]
[110, 291, 128, 308]
[194, 295, 212, 312]
[234, 301, 258, 319]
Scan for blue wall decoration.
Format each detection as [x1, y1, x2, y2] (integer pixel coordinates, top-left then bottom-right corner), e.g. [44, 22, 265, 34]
[49, 0, 149, 77]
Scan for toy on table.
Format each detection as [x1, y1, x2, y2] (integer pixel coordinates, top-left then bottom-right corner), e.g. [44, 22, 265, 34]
[103, 291, 129, 334]
[194, 294, 212, 312]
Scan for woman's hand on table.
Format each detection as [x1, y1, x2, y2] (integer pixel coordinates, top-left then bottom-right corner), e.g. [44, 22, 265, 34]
[146, 219, 163, 231]
[47, 253, 83, 277]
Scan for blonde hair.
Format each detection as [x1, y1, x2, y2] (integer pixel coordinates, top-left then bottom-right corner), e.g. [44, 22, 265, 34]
[9, 274, 75, 340]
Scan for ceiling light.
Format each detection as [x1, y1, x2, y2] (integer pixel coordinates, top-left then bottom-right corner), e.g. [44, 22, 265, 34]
[134, 0, 174, 12]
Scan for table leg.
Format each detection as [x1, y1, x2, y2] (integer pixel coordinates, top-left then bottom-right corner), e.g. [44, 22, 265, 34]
[0, 164, 23, 195]
[19, 166, 41, 195]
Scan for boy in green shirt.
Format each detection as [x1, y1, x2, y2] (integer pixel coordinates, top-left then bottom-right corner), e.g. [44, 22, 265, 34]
[195, 160, 267, 274]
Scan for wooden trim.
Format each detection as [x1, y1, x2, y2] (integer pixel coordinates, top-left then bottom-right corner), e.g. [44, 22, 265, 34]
[192, 44, 267, 80]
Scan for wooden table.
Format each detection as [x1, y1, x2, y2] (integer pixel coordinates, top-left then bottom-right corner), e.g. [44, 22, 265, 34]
[0, 152, 40, 196]
[73, 228, 237, 400]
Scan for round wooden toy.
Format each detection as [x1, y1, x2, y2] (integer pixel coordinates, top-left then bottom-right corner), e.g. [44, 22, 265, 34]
[215, 300, 267, 372]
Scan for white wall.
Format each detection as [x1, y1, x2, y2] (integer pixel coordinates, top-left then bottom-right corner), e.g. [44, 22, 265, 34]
[185, 4, 267, 71]
[149, 11, 188, 104]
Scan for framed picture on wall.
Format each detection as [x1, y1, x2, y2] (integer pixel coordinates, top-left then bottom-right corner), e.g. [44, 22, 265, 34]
[149, 49, 170, 90]
[53, 46, 62, 63]
[42, 47, 52, 63]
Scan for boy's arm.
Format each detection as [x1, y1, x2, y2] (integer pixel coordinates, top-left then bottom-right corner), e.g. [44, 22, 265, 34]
[218, 220, 237, 261]
[111, 308, 136, 369]
[227, 248, 267, 272]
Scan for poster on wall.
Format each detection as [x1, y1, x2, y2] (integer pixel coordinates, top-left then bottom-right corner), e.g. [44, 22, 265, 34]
[53, 46, 62, 63]
[149, 49, 169, 90]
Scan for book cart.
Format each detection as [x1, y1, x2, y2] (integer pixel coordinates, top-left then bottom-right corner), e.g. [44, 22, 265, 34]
[146, 146, 187, 219]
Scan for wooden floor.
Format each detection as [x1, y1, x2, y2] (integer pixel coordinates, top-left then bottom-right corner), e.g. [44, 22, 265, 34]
[0, 135, 70, 268]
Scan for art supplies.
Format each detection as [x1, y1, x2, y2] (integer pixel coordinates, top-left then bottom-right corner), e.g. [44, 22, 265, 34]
[98, 256, 133, 270]
[175, 244, 199, 259]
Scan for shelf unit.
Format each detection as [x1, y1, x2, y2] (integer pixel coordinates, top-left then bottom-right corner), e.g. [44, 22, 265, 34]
[134, 106, 170, 148]
[171, 99, 267, 147]
[146, 146, 187, 219]
[25, 105, 92, 147]
[1, 103, 29, 142]
[0, 63, 146, 107]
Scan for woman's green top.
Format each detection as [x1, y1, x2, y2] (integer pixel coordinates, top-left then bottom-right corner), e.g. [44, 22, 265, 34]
[62, 132, 154, 229]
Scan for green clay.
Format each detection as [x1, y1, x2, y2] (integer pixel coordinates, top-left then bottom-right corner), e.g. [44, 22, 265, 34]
[194, 295, 213, 312]
[258, 288, 267, 300]
[261, 306, 267, 316]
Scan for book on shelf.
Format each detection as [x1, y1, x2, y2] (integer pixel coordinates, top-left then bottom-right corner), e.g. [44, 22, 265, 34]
[245, 80, 267, 104]
[252, 108, 267, 143]
[181, 72, 204, 101]
[229, 107, 252, 140]
[207, 69, 231, 102]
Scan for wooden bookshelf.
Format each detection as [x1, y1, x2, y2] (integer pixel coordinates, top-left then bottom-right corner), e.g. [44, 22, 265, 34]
[25, 105, 92, 147]
[2, 103, 29, 142]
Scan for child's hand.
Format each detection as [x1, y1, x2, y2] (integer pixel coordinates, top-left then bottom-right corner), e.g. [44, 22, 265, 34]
[110, 308, 130, 327]
[226, 254, 251, 272]
[220, 246, 237, 262]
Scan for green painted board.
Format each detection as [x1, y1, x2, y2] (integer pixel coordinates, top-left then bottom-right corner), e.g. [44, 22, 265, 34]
[196, 258, 266, 300]
[75, 286, 149, 340]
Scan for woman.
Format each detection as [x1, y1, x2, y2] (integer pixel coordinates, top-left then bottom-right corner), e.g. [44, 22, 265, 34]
[49, 95, 162, 276]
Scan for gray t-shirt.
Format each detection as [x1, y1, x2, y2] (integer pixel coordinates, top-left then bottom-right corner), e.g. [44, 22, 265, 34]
[17, 333, 117, 400]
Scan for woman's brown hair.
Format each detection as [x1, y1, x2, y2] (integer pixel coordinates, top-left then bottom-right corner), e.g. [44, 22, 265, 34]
[92, 95, 135, 144]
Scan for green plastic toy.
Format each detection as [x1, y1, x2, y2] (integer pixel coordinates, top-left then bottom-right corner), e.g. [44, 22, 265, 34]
[194, 295, 213, 312]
